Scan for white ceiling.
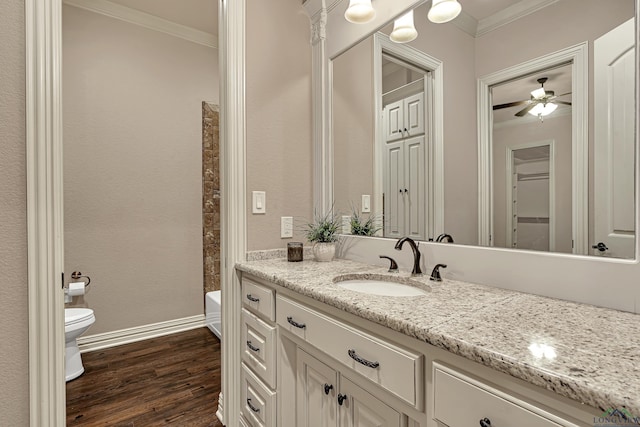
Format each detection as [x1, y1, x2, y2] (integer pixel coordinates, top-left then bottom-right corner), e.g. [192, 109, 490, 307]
[108, 0, 217, 34]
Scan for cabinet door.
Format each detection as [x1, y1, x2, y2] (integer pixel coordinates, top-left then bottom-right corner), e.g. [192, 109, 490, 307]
[297, 349, 339, 427]
[403, 136, 425, 241]
[384, 141, 405, 238]
[384, 100, 404, 142]
[403, 93, 424, 137]
[338, 376, 401, 427]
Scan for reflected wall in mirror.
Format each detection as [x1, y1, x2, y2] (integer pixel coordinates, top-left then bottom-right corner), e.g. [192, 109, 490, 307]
[332, 0, 636, 259]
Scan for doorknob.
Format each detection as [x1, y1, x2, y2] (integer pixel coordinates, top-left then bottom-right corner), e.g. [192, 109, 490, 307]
[591, 242, 609, 252]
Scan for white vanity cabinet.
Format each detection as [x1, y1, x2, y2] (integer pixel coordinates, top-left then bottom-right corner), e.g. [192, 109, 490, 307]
[432, 363, 581, 427]
[241, 277, 278, 427]
[239, 273, 598, 427]
[296, 346, 403, 427]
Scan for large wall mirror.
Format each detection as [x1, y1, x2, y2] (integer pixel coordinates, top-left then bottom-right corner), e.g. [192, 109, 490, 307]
[332, 0, 636, 259]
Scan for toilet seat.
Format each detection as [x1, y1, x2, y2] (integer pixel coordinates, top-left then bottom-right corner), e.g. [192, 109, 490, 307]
[65, 308, 95, 328]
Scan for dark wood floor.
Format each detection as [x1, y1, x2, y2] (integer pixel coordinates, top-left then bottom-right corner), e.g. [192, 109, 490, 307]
[66, 327, 224, 426]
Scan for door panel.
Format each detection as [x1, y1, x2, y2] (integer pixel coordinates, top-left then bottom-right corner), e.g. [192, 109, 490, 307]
[384, 142, 405, 238]
[404, 93, 424, 137]
[296, 349, 338, 427]
[339, 376, 401, 427]
[404, 136, 425, 240]
[594, 18, 636, 258]
[384, 100, 404, 142]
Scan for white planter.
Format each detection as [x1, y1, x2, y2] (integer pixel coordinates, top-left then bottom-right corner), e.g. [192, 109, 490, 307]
[313, 242, 336, 262]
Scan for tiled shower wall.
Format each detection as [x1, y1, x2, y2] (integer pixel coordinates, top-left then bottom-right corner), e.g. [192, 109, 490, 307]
[203, 102, 220, 293]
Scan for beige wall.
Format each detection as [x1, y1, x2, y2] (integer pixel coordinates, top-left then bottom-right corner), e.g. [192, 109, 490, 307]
[246, 0, 313, 250]
[333, 37, 375, 216]
[0, 0, 29, 424]
[63, 5, 218, 334]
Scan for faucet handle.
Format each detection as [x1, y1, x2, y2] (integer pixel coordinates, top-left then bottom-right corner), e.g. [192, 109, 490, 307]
[379, 255, 399, 273]
[430, 264, 447, 282]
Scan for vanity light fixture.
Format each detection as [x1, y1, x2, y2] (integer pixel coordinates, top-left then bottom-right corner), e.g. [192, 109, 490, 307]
[344, 0, 376, 24]
[428, 0, 462, 24]
[390, 10, 418, 43]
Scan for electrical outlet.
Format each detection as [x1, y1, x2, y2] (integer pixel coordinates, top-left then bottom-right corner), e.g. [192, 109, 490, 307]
[281, 216, 293, 238]
[342, 215, 351, 234]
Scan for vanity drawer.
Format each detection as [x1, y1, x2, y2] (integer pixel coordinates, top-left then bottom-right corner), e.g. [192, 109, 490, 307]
[242, 308, 276, 389]
[243, 277, 275, 322]
[276, 294, 423, 408]
[433, 364, 577, 427]
[241, 362, 276, 427]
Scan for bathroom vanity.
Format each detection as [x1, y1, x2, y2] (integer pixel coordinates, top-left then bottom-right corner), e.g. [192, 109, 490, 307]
[235, 257, 640, 427]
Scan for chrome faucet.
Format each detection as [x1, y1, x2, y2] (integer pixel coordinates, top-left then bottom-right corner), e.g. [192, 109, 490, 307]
[394, 237, 422, 276]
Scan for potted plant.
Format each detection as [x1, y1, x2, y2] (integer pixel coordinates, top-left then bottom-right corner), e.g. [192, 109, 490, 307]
[350, 209, 381, 237]
[306, 209, 341, 262]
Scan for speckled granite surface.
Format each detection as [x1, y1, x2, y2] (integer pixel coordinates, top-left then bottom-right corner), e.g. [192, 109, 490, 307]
[236, 258, 640, 415]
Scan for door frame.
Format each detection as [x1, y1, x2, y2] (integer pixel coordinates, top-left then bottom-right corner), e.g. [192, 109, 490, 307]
[505, 140, 556, 251]
[373, 32, 444, 240]
[477, 42, 588, 253]
[25, 0, 246, 425]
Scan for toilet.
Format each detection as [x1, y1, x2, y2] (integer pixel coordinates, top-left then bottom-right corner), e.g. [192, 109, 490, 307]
[65, 308, 96, 382]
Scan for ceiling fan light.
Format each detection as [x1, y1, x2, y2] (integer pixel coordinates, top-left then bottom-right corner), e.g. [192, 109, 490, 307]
[528, 102, 558, 117]
[530, 87, 546, 99]
[345, 0, 376, 24]
[390, 10, 418, 43]
[428, 0, 462, 24]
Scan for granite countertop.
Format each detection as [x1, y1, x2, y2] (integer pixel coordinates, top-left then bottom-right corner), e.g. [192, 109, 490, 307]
[236, 257, 640, 415]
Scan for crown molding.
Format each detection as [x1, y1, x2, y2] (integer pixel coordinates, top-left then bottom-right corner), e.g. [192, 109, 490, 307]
[476, 0, 559, 37]
[63, 0, 218, 49]
[451, 9, 478, 37]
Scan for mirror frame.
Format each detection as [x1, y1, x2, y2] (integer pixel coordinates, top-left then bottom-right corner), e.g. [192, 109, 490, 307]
[304, 0, 640, 313]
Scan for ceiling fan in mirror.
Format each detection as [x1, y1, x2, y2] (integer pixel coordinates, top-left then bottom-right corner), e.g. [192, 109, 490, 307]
[493, 77, 572, 121]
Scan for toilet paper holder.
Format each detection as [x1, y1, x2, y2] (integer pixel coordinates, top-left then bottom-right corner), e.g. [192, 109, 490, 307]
[70, 271, 91, 287]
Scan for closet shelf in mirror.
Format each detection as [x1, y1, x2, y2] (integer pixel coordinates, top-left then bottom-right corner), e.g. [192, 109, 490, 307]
[383, 78, 424, 106]
[517, 217, 549, 224]
[517, 172, 549, 181]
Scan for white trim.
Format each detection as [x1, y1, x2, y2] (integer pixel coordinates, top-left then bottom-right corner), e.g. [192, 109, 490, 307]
[219, 0, 246, 427]
[216, 392, 224, 423]
[63, 0, 218, 49]
[477, 42, 588, 254]
[476, 0, 560, 37]
[77, 315, 206, 353]
[373, 33, 444, 239]
[451, 10, 479, 37]
[26, 0, 67, 424]
[505, 140, 556, 252]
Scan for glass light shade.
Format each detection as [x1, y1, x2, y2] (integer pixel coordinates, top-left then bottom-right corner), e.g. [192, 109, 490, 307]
[345, 0, 376, 24]
[428, 0, 462, 23]
[390, 10, 418, 43]
[528, 102, 558, 117]
[530, 87, 546, 99]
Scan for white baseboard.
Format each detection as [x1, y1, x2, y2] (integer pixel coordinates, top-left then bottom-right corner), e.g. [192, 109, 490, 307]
[78, 314, 206, 353]
[216, 392, 224, 425]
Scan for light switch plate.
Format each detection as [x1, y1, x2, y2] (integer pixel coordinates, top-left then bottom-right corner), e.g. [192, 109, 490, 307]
[252, 191, 266, 214]
[281, 216, 293, 238]
[362, 195, 371, 213]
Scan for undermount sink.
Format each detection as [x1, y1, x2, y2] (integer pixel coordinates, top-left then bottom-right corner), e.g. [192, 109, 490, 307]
[333, 274, 430, 297]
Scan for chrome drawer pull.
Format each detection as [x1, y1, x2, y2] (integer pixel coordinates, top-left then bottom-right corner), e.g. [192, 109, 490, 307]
[246, 341, 260, 352]
[246, 294, 260, 302]
[338, 393, 348, 406]
[247, 398, 260, 413]
[479, 418, 492, 427]
[348, 349, 380, 369]
[286, 316, 306, 329]
[324, 383, 333, 395]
